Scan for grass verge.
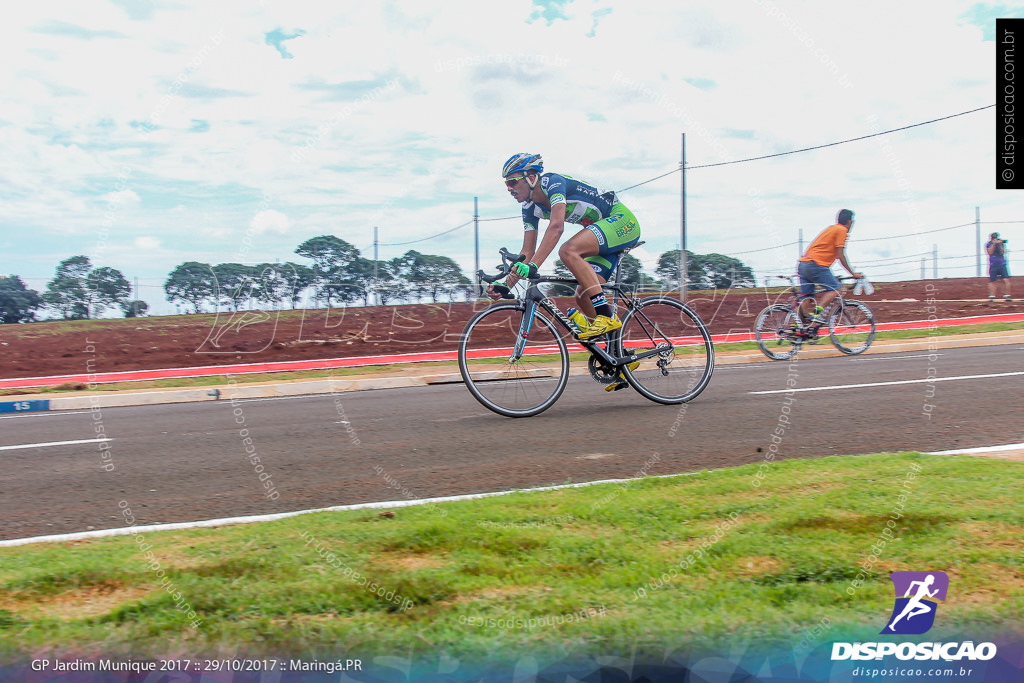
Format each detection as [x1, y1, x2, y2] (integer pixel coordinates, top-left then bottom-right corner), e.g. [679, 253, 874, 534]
[1, 452, 1021, 663]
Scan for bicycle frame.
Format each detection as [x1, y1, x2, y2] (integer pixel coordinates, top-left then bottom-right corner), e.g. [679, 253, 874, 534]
[511, 279, 672, 368]
[781, 276, 854, 327]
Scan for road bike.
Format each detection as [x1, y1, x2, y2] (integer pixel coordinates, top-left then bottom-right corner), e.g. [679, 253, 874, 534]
[754, 275, 876, 361]
[457, 247, 715, 417]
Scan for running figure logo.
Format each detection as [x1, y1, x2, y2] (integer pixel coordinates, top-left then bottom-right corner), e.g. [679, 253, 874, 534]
[882, 571, 949, 635]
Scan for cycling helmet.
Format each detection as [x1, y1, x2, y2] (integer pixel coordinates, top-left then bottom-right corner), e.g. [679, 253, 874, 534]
[502, 153, 543, 178]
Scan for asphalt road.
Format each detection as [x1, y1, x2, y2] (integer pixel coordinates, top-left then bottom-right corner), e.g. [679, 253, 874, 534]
[2, 344, 1022, 541]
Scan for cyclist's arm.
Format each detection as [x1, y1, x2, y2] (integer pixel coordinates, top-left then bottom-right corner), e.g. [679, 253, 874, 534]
[503, 230, 538, 289]
[530, 202, 566, 269]
[836, 248, 862, 280]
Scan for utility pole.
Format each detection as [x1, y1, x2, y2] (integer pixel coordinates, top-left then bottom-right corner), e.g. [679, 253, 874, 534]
[373, 227, 379, 306]
[933, 244, 938, 279]
[798, 228, 804, 259]
[679, 133, 687, 302]
[474, 196, 480, 298]
[975, 206, 981, 277]
[921, 258, 926, 280]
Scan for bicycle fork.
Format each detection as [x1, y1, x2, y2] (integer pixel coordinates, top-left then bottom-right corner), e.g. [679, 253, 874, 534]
[510, 301, 537, 362]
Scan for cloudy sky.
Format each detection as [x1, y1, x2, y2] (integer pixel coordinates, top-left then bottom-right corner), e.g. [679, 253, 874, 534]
[1, 0, 1018, 313]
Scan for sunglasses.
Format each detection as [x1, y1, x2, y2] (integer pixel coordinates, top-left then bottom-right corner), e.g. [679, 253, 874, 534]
[504, 176, 526, 188]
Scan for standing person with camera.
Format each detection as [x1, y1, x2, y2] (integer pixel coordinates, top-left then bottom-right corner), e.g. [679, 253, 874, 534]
[986, 232, 1012, 302]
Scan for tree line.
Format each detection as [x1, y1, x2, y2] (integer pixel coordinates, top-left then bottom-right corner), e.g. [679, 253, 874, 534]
[0, 234, 754, 323]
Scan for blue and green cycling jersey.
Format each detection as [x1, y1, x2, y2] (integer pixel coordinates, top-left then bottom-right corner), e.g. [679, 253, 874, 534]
[521, 173, 617, 231]
[521, 172, 641, 280]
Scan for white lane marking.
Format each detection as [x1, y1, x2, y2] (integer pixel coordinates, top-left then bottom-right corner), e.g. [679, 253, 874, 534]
[0, 471, 697, 547]
[749, 370, 1024, 394]
[850, 354, 943, 362]
[0, 438, 113, 452]
[927, 443, 1024, 455]
[0, 410, 94, 420]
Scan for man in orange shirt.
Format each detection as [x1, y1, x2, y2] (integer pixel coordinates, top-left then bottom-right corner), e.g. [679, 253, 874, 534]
[797, 209, 863, 326]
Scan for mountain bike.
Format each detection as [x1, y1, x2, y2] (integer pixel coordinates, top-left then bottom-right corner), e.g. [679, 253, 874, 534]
[457, 247, 715, 417]
[754, 275, 876, 361]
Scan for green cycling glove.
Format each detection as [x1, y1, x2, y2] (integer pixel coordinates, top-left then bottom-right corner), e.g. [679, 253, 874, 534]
[511, 261, 538, 279]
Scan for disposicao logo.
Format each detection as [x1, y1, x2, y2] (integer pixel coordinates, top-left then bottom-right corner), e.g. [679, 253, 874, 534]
[831, 570, 998, 663]
[882, 571, 948, 635]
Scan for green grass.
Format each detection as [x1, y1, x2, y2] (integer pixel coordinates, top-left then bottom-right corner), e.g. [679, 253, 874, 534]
[1, 453, 1021, 662]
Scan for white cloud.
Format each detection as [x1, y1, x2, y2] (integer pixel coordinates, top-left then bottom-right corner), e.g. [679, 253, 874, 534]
[134, 236, 161, 250]
[250, 209, 290, 235]
[102, 189, 141, 206]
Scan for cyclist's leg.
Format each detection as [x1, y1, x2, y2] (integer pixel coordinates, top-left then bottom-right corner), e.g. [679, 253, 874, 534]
[559, 229, 605, 309]
[797, 261, 818, 319]
[574, 257, 612, 318]
[798, 260, 840, 319]
[561, 204, 639, 336]
[815, 270, 842, 315]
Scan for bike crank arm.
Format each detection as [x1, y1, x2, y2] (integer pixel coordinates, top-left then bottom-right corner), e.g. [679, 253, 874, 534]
[583, 339, 672, 368]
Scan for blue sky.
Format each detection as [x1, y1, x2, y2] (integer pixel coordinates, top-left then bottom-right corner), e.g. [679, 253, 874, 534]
[1, 0, 1019, 314]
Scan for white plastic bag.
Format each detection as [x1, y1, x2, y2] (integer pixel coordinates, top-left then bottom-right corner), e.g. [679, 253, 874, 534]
[853, 277, 874, 295]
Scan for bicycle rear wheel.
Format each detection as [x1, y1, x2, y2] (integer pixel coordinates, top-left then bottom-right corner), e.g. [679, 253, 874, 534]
[457, 302, 570, 417]
[615, 297, 714, 404]
[829, 300, 876, 355]
[754, 304, 801, 361]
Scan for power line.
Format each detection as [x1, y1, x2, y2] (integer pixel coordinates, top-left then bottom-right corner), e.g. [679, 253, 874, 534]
[378, 219, 474, 247]
[613, 104, 995, 191]
[616, 167, 683, 193]
[856, 222, 974, 242]
[725, 241, 799, 256]
[687, 105, 994, 170]
[859, 252, 932, 265]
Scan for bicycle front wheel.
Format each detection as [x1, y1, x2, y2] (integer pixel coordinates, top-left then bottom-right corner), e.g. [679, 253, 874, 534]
[829, 300, 876, 355]
[754, 304, 801, 361]
[457, 302, 570, 417]
[616, 297, 714, 404]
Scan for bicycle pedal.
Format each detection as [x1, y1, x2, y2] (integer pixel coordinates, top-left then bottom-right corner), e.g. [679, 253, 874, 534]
[605, 381, 628, 392]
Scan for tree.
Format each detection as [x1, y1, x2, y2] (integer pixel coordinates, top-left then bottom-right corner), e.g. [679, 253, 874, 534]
[212, 263, 256, 310]
[165, 261, 216, 313]
[693, 253, 756, 289]
[0, 276, 42, 323]
[85, 266, 132, 317]
[250, 263, 292, 309]
[42, 255, 92, 319]
[282, 262, 316, 309]
[392, 250, 470, 303]
[40, 256, 132, 319]
[656, 249, 699, 291]
[295, 235, 361, 306]
[372, 261, 406, 305]
[121, 300, 149, 317]
[656, 250, 755, 290]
